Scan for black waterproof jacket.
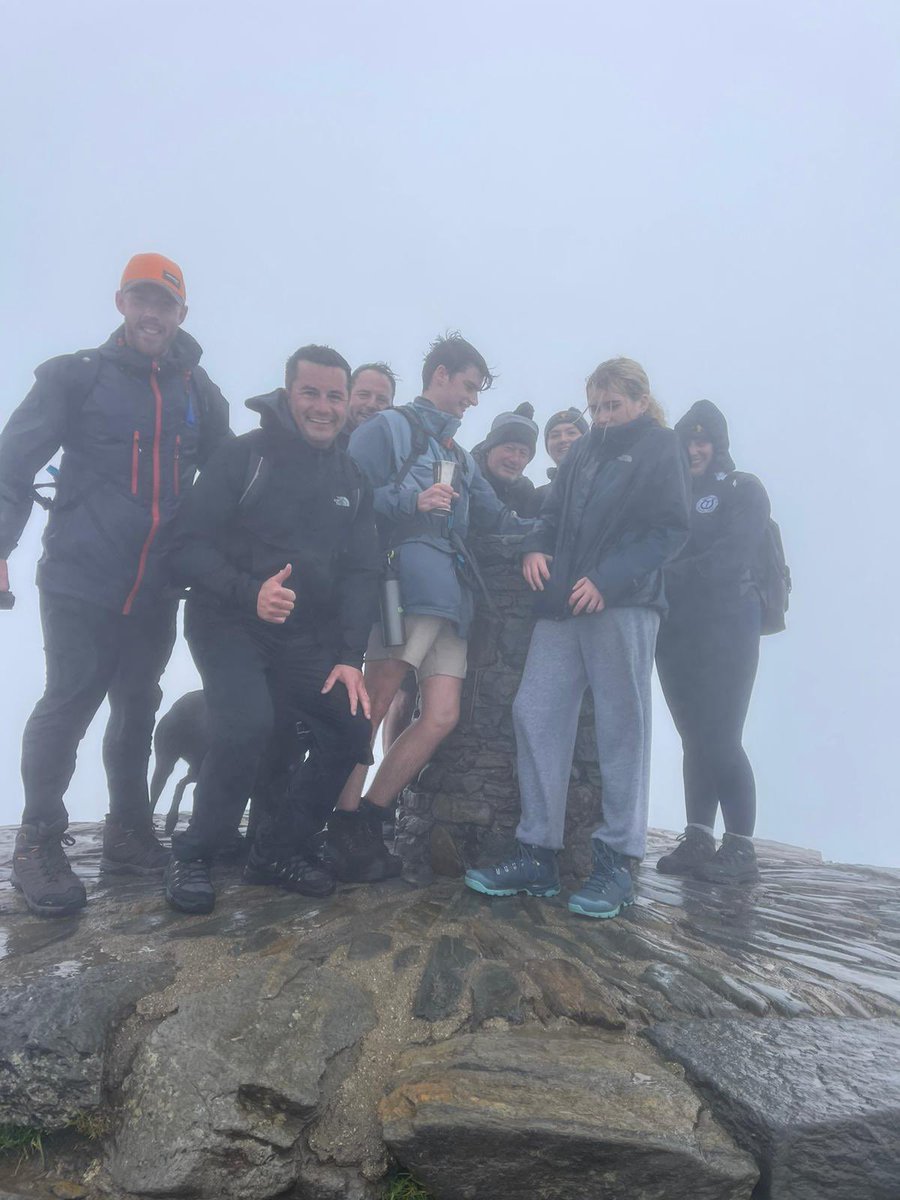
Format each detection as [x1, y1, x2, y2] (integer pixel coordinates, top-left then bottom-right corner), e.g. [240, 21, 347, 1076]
[665, 401, 770, 619]
[168, 390, 381, 668]
[471, 445, 543, 517]
[533, 466, 557, 510]
[0, 328, 230, 614]
[523, 413, 690, 619]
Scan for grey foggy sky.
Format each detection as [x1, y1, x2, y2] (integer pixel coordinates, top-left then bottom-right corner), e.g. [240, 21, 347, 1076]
[1, 0, 897, 865]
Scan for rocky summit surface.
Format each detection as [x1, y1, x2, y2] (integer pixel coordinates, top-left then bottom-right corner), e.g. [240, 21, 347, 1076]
[0, 823, 898, 1200]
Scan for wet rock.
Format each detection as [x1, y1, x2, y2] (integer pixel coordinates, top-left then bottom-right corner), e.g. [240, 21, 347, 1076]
[744, 980, 812, 1016]
[470, 962, 525, 1025]
[380, 1026, 758, 1199]
[647, 1017, 900, 1199]
[346, 931, 393, 961]
[0, 960, 173, 1128]
[641, 963, 739, 1017]
[109, 963, 375, 1199]
[525, 957, 625, 1029]
[412, 935, 478, 1021]
[50, 1183, 88, 1199]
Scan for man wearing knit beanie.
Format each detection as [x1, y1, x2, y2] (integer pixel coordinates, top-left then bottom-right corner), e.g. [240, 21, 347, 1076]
[534, 408, 589, 506]
[472, 402, 542, 517]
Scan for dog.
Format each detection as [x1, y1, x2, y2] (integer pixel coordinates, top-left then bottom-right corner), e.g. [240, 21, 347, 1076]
[149, 690, 210, 835]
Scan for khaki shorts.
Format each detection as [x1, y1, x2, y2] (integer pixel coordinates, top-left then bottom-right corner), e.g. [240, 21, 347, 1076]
[366, 614, 468, 680]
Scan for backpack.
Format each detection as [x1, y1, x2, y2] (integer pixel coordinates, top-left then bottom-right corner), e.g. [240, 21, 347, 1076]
[759, 517, 792, 635]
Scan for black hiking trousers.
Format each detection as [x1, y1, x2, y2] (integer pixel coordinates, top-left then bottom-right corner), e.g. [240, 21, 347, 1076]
[172, 602, 372, 862]
[655, 595, 761, 837]
[21, 590, 177, 829]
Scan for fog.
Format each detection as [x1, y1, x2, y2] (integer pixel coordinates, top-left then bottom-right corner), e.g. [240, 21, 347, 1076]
[2, 0, 897, 866]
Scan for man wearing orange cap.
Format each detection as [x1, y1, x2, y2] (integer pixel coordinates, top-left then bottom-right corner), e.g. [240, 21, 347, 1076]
[0, 253, 230, 917]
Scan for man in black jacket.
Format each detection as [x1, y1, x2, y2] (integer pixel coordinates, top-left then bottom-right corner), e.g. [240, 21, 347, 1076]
[165, 344, 380, 914]
[471, 402, 543, 517]
[0, 253, 230, 918]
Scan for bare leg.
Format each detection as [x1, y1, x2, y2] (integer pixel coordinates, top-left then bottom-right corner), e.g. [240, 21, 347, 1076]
[365, 674, 462, 809]
[334, 658, 411, 811]
[381, 669, 417, 754]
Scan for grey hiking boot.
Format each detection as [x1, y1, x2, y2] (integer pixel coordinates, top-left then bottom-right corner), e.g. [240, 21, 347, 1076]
[656, 825, 716, 875]
[164, 856, 215, 914]
[465, 842, 560, 898]
[11, 821, 87, 917]
[568, 839, 635, 919]
[693, 832, 760, 884]
[101, 814, 170, 875]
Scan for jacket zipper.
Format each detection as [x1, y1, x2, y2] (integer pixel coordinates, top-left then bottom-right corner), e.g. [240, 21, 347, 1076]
[123, 362, 163, 614]
[131, 431, 140, 495]
[174, 434, 181, 496]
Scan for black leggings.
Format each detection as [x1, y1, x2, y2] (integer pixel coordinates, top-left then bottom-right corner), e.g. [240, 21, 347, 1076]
[656, 598, 761, 837]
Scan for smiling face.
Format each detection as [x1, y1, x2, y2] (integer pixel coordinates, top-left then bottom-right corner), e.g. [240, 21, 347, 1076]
[347, 368, 394, 431]
[546, 421, 583, 465]
[686, 435, 714, 475]
[586, 386, 649, 429]
[286, 361, 349, 447]
[427, 364, 485, 419]
[486, 441, 531, 483]
[115, 283, 187, 358]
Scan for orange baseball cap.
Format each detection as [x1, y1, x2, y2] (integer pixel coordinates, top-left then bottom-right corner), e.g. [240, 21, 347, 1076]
[120, 253, 186, 306]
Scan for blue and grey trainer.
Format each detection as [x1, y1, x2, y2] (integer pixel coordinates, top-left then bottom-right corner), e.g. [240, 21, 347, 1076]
[465, 842, 560, 898]
[568, 839, 635, 919]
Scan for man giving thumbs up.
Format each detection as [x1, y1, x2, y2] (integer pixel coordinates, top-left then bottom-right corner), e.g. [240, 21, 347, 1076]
[163, 346, 381, 914]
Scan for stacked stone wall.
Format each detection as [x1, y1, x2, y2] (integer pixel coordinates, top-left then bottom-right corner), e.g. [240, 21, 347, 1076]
[395, 534, 602, 884]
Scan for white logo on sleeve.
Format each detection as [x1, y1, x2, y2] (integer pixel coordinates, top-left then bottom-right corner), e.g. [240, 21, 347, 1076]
[696, 494, 719, 513]
[334, 495, 350, 507]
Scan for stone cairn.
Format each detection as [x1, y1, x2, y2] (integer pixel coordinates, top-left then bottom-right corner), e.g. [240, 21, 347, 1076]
[395, 534, 602, 885]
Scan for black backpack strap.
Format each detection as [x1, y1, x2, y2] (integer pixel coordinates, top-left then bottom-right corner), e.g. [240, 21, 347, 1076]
[394, 406, 431, 486]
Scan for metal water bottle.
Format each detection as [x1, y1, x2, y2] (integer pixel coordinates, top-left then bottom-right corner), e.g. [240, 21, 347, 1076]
[432, 459, 461, 540]
[379, 554, 406, 646]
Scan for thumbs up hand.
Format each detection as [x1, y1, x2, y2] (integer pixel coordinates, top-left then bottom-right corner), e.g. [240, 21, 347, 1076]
[257, 563, 296, 624]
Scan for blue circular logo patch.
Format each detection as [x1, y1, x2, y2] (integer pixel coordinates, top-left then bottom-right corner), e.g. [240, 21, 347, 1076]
[696, 494, 719, 513]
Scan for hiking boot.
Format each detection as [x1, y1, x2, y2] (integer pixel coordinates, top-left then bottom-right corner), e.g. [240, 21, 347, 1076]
[243, 843, 335, 897]
[11, 821, 87, 917]
[568, 839, 635, 919]
[656, 826, 716, 875]
[693, 832, 760, 884]
[465, 842, 560, 898]
[324, 808, 402, 883]
[101, 815, 170, 875]
[164, 856, 215, 914]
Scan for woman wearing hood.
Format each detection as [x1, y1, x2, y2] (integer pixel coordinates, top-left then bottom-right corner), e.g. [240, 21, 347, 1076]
[655, 400, 771, 884]
[465, 358, 690, 918]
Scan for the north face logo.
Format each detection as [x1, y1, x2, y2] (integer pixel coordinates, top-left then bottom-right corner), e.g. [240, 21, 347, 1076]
[334, 495, 350, 507]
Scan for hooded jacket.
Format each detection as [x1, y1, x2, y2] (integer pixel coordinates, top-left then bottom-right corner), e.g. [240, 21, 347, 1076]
[168, 390, 380, 668]
[523, 412, 690, 619]
[348, 398, 533, 636]
[664, 400, 770, 618]
[0, 327, 230, 614]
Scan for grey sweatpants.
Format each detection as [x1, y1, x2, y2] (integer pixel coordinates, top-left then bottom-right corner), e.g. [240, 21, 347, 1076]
[514, 607, 660, 859]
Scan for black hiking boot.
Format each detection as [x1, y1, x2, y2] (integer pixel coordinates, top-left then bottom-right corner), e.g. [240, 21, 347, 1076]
[324, 807, 402, 883]
[243, 843, 335, 897]
[164, 856, 215, 914]
[101, 815, 170, 875]
[656, 826, 717, 875]
[11, 821, 87, 917]
[693, 832, 760, 884]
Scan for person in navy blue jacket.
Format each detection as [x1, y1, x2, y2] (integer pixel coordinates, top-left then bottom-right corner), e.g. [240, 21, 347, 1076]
[0, 254, 230, 917]
[655, 400, 771, 884]
[466, 357, 690, 918]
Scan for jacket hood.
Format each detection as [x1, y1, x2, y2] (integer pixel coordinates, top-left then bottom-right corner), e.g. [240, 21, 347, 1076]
[245, 388, 303, 436]
[411, 397, 462, 445]
[675, 400, 735, 472]
[101, 326, 203, 373]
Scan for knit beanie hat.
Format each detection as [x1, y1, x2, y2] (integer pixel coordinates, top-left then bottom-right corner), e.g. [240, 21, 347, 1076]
[482, 402, 539, 459]
[544, 407, 589, 447]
